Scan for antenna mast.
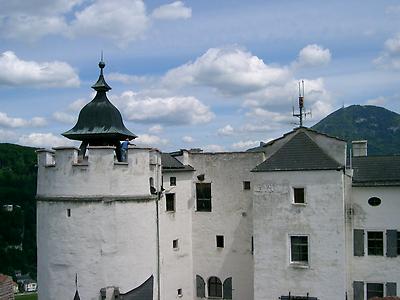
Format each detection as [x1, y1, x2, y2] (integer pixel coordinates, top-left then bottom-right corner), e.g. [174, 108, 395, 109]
[292, 80, 311, 127]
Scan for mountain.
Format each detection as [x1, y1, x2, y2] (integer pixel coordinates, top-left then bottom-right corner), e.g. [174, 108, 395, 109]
[312, 105, 400, 155]
[0, 143, 37, 278]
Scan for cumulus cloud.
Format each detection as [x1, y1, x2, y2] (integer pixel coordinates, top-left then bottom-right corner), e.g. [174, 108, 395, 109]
[112, 91, 214, 125]
[18, 133, 75, 148]
[152, 1, 192, 20]
[0, 51, 79, 87]
[217, 124, 234, 136]
[69, 0, 149, 47]
[374, 34, 400, 70]
[182, 135, 194, 143]
[108, 72, 151, 85]
[295, 44, 331, 67]
[163, 46, 290, 95]
[68, 98, 88, 112]
[53, 112, 77, 124]
[0, 112, 47, 128]
[135, 134, 168, 147]
[231, 140, 259, 150]
[148, 124, 163, 134]
[203, 144, 225, 152]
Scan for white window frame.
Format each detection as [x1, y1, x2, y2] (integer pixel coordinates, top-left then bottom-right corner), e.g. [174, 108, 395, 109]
[292, 186, 306, 205]
[289, 234, 310, 268]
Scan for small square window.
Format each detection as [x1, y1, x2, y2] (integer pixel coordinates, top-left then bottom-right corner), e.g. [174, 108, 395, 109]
[166, 193, 175, 212]
[367, 283, 384, 299]
[367, 231, 383, 256]
[170, 177, 176, 186]
[293, 188, 305, 204]
[243, 181, 251, 190]
[216, 235, 224, 248]
[177, 288, 182, 297]
[290, 235, 308, 264]
[173, 239, 179, 249]
[67, 209, 71, 217]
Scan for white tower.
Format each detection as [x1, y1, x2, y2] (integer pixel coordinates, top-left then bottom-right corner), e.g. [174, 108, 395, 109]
[36, 61, 162, 300]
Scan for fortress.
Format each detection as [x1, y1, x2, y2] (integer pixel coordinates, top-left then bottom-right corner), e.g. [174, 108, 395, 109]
[36, 61, 400, 300]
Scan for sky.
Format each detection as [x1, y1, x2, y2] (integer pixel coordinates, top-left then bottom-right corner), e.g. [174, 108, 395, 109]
[1, 0, 400, 152]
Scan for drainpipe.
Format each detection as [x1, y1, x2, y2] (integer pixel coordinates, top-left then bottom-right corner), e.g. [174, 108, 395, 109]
[156, 192, 161, 300]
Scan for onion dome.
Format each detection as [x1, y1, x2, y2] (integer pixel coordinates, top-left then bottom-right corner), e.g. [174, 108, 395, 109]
[62, 59, 137, 143]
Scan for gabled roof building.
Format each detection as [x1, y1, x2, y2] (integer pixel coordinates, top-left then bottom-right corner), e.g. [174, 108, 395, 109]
[36, 63, 400, 300]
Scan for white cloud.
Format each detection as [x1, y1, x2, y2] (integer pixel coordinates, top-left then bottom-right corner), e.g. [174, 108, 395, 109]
[217, 124, 234, 136]
[203, 144, 225, 152]
[0, 129, 17, 142]
[295, 44, 331, 67]
[366, 96, 386, 106]
[0, 51, 79, 87]
[0, 112, 47, 128]
[108, 72, 151, 85]
[241, 123, 274, 133]
[70, 0, 149, 47]
[231, 140, 259, 150]
[182, 135, 194, 143]
[68, 98, 88, 112]
[112, 91, 214, 125]
[152, 1, 192, 20]
[245, 108, 293, 123]
[53, 112, 77, 124]
[374, 34, 400, 70]
[148, 124, 163, 134]
[163, 46, 290, 95]
[18, 133, 75, 148]
[135, 134, 168, 147]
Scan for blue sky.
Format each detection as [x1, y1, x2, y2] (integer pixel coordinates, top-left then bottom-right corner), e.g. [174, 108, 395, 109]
[1, 0, 400, 151]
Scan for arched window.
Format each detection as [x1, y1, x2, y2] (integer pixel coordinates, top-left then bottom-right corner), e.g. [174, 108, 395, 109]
[196, 275, 205, 298]
[208, 276, 222, 298]
[223, 277, 232, 299]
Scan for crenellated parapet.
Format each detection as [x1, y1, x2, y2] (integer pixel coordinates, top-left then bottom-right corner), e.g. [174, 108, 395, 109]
[36, 146, 162, 200]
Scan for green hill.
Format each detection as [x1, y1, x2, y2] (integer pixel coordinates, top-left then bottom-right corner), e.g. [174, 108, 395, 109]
[312, 105, 400, 155]
[0, 143, 37, 278]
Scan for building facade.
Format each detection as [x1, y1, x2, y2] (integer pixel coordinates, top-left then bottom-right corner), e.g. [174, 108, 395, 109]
[36, 63, 400, 300]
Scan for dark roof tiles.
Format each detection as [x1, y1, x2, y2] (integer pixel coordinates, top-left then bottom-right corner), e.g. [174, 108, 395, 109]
[252, 131, 342, 172]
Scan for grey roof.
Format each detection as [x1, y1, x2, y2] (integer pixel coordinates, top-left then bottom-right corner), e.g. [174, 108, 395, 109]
[121, 275, 153, 300]
[161, 153, 194, 172]
[252, 131, 342, 172]
[352, 155, 400, 186]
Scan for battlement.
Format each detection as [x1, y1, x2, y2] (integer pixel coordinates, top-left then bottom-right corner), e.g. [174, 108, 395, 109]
[36, 146, 162, 200]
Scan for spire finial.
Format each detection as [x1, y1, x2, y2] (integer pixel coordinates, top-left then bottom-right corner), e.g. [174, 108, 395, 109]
[99, 51, 105, 74]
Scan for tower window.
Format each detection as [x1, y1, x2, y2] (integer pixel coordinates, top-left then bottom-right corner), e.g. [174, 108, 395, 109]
[290, 235, 309, 264]
[173, 239, 179, 249]
[67, 209, 71, 217]
[196, 183, 211, 212]
[170, 177, 176, 186]
[166, 193, 175, 212]
[216, 235, 224, 248]
[177, 288, 182, 297]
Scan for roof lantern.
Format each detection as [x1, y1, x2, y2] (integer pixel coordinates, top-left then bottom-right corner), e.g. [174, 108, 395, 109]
[62, 58, 137, 144]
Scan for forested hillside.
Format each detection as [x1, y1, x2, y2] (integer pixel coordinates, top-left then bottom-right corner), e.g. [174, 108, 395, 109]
[0, 143, 37, 278]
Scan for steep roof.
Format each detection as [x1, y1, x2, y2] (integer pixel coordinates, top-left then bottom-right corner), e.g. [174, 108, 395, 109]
[352, 155, 400, 186]
[252, 131, 342, 172]
[161, 153, 194, 172]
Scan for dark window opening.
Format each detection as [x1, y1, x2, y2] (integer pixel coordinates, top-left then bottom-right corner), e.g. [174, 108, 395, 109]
[293, 188, 305, 204]
[149, 177, 156, 195]
[177, 288, 182, 296]
[367, 283, 384, 299]
[170, 177, 176, 186]
[166, 193, 175, 212]
[173, 239, 178, 249]
[368, 231, 383, 256]
[208, 277, 222, 298]
[216, 235, 224, 248]
[398, 231, 400, 255]
[251, 236, 254, 255]
[67, 209, 71, 217]
[291, 236, 308, 263]
[196, 275, 205, 298]
[196, 183, 211, 212]
[368, 197, 381, 206]
[243, 181, 251, 190]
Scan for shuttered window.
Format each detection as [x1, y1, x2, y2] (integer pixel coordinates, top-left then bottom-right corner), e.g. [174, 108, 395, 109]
[223, 277, 232, 299]
[386, 230, 397, 257]
[353, 281, 364, 300]
[367, 283, 384, 299]
[196, 275, 205, 298]
[368, 231, 383, 256]
[386, 282, 397, 296]
[354, 229, 364, 256]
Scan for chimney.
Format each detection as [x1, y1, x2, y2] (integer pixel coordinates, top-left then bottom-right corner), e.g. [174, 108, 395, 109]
[352, 140, 367, 157]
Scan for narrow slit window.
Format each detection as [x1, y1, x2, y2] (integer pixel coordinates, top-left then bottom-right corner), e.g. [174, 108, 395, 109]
[166, 193, 175, 212]
[67, 209, 71, 217]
